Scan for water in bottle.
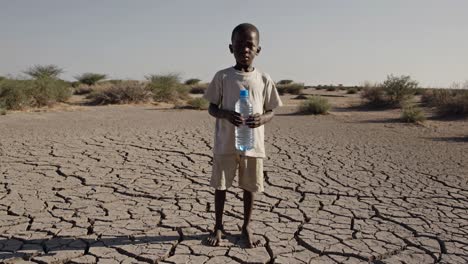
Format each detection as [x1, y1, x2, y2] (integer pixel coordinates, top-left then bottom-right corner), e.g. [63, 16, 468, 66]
[235, 89, 254, 151]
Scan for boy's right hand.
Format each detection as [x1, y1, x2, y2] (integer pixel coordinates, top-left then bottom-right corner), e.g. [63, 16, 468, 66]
[223, 110, 243, 127]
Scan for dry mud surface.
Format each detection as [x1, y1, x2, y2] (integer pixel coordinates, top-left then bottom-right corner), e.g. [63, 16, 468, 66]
[0, 101, 467, 263]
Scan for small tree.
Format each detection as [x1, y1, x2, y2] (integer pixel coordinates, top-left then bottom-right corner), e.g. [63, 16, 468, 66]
[24, 64, 63, 79]
[75, 73, 107, 86]
[382, 75, 418, 106]
[184, 78, 201, 85]
[146, 73, 188, 102]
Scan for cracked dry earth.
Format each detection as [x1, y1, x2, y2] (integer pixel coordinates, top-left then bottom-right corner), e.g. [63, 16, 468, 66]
[0, 105, 467, 264]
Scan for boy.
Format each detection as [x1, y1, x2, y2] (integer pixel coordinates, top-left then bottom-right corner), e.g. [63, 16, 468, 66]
[203, 23, 282, 248]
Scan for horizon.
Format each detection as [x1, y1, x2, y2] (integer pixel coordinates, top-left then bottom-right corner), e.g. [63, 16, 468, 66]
[1, 0, 467, 88]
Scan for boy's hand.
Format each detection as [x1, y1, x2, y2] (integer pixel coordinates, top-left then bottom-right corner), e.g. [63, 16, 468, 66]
[224, 110, 243, 127]
[246, 113, 263, 128]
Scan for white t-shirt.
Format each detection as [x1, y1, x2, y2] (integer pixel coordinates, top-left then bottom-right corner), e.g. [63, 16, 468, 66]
[203, 67, 283, 158]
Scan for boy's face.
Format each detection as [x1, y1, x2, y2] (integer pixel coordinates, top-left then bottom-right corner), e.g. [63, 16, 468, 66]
[229, 30, 261, 68]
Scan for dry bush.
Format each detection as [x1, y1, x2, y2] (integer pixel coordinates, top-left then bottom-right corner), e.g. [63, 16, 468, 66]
[436, 90, 468, 117]
[277, 83, 304, 95]
[360, 75, 418, 108]
[189, 83, 208, 94]
[184, 78, 201, 85]
[298, 96, 330, 114]
[277, 80, 294, 85]
[421, 89, 468, 117]
[146, 74, 189, 102]
[86, 81, 151, 105]
[73, 84, 94, 95]
[361, 85, 388, 107]
[186, 97, 209, 110]
[347, 88, 358, 94]
[401, 105, 426, 123]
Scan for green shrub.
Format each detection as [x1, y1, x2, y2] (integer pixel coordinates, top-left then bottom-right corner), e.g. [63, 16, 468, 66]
[86, 81, 151, 105]
[146, 74, 189, 102]
[189, 83, 208, 94]
[0, 79, 32, 110]
[277, 79, 293, 85]
[0, 101, 6, 115]
[401, 105, 426, 123]
[0, 78, 71, 109]
[75, 73, 107, 86]
[29, 77, 72, 107]
[382, 75, 417, 106]
[187, 97, 209, 110]
[24, 64, 63, 79]
[287, 83, 304, 95]
[184, 78, 201, 85]
[277, 83, 304, 95]
[326, 86, 337, 91]
[347, 88, 358, 94]
[298, 96, 330, 114]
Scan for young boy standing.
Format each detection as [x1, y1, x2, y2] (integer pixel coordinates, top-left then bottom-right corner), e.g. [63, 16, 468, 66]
[203, 23, 282, 248]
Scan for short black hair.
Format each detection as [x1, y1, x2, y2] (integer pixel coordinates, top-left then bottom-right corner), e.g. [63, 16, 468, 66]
[231, 23, 260, 43]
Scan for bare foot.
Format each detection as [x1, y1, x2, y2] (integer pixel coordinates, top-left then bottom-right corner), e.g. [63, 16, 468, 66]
[207, 227, 224, 246]
[241, 225, 261, 248]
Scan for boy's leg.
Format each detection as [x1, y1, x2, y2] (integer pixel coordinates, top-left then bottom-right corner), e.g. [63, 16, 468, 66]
[242, 190, 261, 248]
[207, 189, 226, 246]
[207, 155, 237, 246]
[239, 157, 263, 248]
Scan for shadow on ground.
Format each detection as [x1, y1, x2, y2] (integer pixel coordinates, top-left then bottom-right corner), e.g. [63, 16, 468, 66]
[428, 136, 468, 143]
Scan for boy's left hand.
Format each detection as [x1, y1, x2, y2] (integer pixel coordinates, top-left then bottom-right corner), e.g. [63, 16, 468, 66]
[246, 113, 263, 128]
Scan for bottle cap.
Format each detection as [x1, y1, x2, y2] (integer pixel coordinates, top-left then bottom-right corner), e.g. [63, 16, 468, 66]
[240, 90, 249, 97]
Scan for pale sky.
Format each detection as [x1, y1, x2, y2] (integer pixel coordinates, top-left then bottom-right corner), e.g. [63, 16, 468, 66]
[1, 0, 467, 87]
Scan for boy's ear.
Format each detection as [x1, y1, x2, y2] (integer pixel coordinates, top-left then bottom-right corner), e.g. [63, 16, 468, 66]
[229, 44, 233, 54]
[256, 46, 261, 55]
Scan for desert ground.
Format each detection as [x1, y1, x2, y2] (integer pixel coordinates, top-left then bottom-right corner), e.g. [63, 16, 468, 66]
[0, 89, 467, 263]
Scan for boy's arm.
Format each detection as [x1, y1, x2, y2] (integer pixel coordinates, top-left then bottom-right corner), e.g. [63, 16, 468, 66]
[208, 103, 243, 127]
[246, 110, 274, 128]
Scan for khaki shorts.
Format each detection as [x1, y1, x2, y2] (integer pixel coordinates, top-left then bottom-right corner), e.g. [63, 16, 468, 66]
[210, 154, 264, 193]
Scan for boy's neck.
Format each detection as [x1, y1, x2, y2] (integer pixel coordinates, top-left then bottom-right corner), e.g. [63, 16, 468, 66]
[234, 64, 254, 72]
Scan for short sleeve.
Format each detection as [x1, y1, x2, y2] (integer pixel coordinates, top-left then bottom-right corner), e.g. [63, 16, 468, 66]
[263, 74, 283, 111]
[203, 72, 222, 105]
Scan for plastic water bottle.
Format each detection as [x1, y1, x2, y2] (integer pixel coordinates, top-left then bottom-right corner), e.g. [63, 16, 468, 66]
[235, 89, 254, 151]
